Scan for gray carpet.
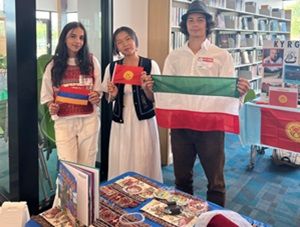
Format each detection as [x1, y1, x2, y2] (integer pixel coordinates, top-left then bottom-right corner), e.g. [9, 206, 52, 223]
[0, 137, 57, 204]
[162, 133, 300, 227]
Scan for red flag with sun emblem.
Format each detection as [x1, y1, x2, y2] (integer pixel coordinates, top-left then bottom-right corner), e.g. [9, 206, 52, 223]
[269, 87, 298, 108]
[112, 64, 144, 85]
[261, 108, 300, 152]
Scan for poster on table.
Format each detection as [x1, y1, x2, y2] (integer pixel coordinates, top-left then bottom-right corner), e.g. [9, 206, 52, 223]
[262, 40, 299, 104]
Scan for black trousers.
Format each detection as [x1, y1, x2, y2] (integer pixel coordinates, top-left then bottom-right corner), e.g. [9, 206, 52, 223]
[170, 129, 226, 207]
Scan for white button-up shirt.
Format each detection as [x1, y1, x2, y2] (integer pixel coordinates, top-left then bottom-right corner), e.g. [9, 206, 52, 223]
[163, 39, 235, 77]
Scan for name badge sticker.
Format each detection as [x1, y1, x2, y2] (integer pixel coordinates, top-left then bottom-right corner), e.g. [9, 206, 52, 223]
[199, 57, 214, 63]
[197, 57, 214, 69]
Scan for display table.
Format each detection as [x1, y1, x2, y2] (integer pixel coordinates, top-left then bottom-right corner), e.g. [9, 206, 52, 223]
[240, 102, 300, 168]
[26, 171, 270, 227]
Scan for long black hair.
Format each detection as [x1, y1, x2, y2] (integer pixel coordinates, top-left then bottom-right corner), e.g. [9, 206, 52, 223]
[51, 21, 92, 87]
[112, 26, 139, 56]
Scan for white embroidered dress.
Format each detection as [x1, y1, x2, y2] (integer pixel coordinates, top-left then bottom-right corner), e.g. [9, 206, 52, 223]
[102, 59, 163, 182]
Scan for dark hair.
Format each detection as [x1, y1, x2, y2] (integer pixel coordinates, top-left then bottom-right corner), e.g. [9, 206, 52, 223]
[51, 21, 92, 87]
[112, 26, 139, 55]
[179, 13, 215, 38]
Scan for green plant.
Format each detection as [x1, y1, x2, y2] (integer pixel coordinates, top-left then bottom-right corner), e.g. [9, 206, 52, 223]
[0, 55, 6, 69]
[37, 54, 56, 144]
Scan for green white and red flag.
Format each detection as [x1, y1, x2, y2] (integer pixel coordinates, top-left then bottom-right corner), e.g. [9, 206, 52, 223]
[152, 75, 240, 134]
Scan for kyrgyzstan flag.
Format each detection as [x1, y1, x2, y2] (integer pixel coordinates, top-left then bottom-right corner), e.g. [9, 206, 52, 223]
[56, 86, 90, 105]
[269, 87, 298, 108]
[240, 103, 300, 152]
[261, 108, 300, 152]
[112, 64, 144, 85]
[152, 75, 240, 134]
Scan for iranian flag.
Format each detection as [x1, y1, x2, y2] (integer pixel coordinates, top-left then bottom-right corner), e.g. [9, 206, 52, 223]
[152, 75, 240, 134]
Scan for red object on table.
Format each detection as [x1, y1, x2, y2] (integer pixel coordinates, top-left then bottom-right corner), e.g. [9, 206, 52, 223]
[208, 214, 238, 227]
[269, 87, 298, 108]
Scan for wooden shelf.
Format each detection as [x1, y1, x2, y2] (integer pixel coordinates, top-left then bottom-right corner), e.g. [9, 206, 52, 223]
[225, 47, 260, 52]
[173, 0, 191, 4]
[214, 28, 289, 34]
[148, 0, 290, 75]
[210, 6, 291, 22]
[147, 0, 290, 164]
[235, 61, 262, 68]
[249, 75, 262, 82]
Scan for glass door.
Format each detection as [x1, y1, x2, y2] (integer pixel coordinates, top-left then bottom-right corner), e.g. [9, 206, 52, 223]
[36, 0, 102, 208]
[0, 0, 111, 213]
[36, 17, 51, 56]
[0, 0, 9, 201]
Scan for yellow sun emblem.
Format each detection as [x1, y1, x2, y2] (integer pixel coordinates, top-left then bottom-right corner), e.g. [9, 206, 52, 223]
[285, 122, 300, 143]
[278, 95, 288, 104]
[123, 70, 134, 80]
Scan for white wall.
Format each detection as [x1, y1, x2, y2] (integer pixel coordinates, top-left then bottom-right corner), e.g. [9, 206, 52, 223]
[113, 0, 148, 57]
[67, 0, 77, 12]
[36, 0, 77, 12]
[36, 0, 56, 11]
[78, 0, 101, 61]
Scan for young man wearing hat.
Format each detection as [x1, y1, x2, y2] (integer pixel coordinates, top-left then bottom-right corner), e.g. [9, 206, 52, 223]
[162, 0, 250, 207]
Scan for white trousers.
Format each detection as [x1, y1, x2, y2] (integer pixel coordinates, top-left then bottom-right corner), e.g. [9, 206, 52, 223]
[54, 114, 100, 166]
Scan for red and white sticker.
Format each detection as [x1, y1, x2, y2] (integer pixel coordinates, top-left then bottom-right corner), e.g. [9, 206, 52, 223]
[198, 57, 214, 62]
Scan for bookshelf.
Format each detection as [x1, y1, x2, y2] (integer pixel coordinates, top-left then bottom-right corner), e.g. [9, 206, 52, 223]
[148, 0, 291, 95]
[148, 0, 291, 163]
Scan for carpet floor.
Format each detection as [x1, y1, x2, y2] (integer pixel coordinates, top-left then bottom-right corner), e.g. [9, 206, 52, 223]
[162, 133, 300, 227]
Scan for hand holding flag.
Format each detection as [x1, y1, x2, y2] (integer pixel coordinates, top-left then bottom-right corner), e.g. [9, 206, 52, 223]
[141, 72, 154, 91]
[88, 91, 101, 106]
[237, 78, 250, 96]
[112, 64, 144, 85]
[48, 101, 59, 115]
[141, 72, 155, 102]
[107, 81, 118, 102]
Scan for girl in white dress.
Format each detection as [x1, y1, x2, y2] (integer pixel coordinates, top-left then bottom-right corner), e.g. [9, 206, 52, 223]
[102, 26, 162, 182]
